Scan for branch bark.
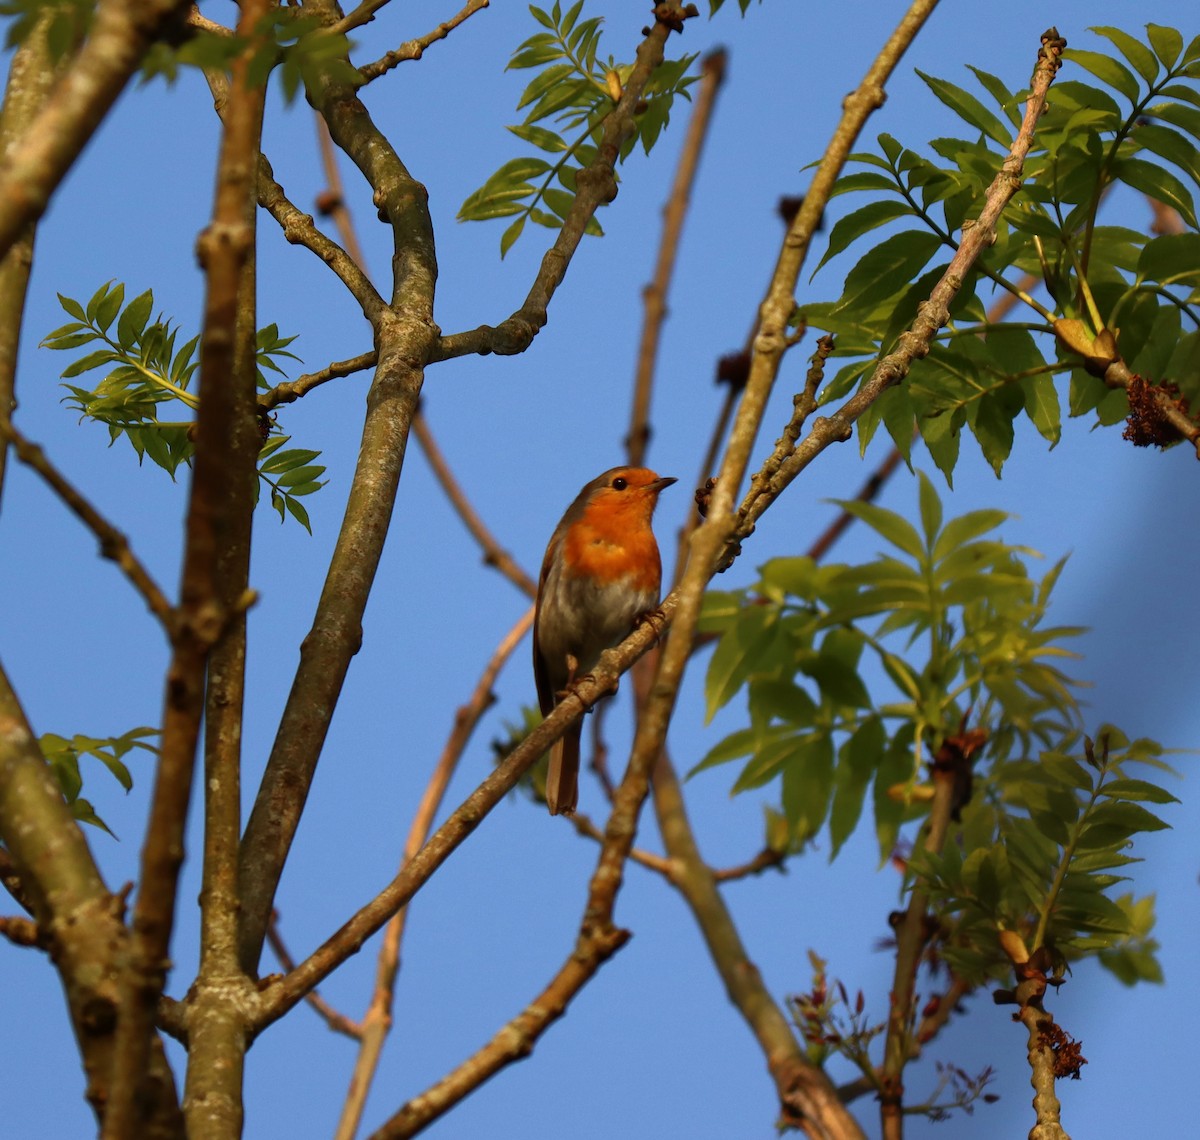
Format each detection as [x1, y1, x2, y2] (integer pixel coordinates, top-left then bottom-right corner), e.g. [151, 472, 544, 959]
[0, 9, 78, 502]
[431, 3, 695, 361]
[102, 2, 271, 1133]
[0, 663, 183, 1137]
[237, 0, 439, 973]
[0, 0, 193, 261]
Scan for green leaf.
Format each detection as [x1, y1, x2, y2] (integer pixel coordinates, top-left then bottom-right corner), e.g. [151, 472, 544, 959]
[1098, 778, 1179, 805]
[500, 214, 527, 257]
[1113, 156, 1198, 229]
[275, 465, 324, 487]
[57, 292, 86, 322]
[117, 289, 154, 346]
[1064, 47, 1142, 104]
[916, 70, 1012, 146]
[1147, 24, 1183, 70]
[1133, 123, 1200, 191]
[1022, 372, 1062, 445]
[966, 66, 1021, 126]
[95, 281, 124, 334]
[283, 495, 313, 533]
[916, 470, 941, 549]
[515, 61, 575, 111]
[60, 349, 118, 379]
[507, 122, 569, 152]
[781, 734, 835, 841]
[833, 230, 941, 315]
[829, 716, 885, 858]
[814, 200, 914, 274]
[1089, 26, 1159, 85]
[704, 606, 779, 721]
[971, 389, 1017, 476]
[827, 498, 925, 561]
[931, 507, 1007, 563]
[260, 447, 319, 474]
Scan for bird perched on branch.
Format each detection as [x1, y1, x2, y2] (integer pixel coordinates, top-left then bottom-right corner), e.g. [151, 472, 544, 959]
[533, 466, 676, 816]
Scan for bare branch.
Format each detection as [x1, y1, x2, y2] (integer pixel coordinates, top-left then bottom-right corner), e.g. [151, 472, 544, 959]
[258, 350, 377, 412]
[413, 412, 538, 598]
[334, 607, 532, 1139]
[0, 0, 193, 260]
[0, 9, 78, 502]
[238, 0, 440, 972]
[358, 0, 492, 84]
[0, 420, 174, 628]
[432, 3, 696, 361]
[106, 6, 272, 1133]
[627, 47, 727, 466]
[266, 914, 362, 1040]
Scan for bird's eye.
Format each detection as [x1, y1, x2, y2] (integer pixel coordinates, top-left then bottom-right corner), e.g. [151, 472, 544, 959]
[612, 477, 628, 490]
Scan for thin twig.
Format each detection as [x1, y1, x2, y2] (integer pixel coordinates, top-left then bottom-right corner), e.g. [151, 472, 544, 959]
[626, 48, 726, 467]
[266, 914, 362, 1040]
[878, 759, 958, 1140]
[0, 913, 41, 947]
[0, 420, 174, 628]
[333, 607, 533, 1140]
[358, 0, 492, 84]
[313, 112, 370, 269]
[734, 27, 1067, 544]
[258, 350, 377, 412]
[412, 413, 538, 598]
[568, 811, 674, 877]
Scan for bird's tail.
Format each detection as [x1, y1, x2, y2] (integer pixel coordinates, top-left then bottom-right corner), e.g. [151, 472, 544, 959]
[546, 723, 580, 816]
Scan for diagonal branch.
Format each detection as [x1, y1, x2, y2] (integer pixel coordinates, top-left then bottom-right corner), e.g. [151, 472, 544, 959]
[334, 607, 534, 1140]
[0, 0, 193, 260]
[736, 27, 1067, 542]
[431, 2, 695, 361]
[0, 420, 174, 628]
[626, 47, 727, 467]
[412, 412, 538, 598]
[358, 0, 493, 84]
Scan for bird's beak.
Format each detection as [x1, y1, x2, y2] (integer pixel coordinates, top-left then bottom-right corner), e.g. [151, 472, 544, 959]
[652, 476, 678, 492]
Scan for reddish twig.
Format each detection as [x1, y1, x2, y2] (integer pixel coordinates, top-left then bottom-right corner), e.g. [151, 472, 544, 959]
[266, 914, 362, 1040]
[627, 48, 727, 467]
[333, 607, 533, 1140]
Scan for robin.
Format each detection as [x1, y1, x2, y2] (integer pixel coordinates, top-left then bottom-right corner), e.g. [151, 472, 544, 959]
[533, 466, 677, 816]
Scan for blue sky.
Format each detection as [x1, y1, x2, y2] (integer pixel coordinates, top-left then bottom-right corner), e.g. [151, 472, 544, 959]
[1, 1, 1197, 1137]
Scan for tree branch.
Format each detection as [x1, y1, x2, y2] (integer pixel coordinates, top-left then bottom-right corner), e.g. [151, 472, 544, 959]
[104, 4, 271, 1135]
[412, 411, 538, 598]
[0, 0, 193, 260]
[432, 3, 695, 361]
[626, 47, 726, 467]
[358, 0, 492, 84]
[0, 662, 183, 1136]
[0, 420, 174, 629]
[736, 25, 1066, 542]
[237, 0, 440, 972]
[0, 8, 79, 502]
[258, 350, 377, 412]
[266, 914, 362, 1040]
[333, 607, 533, 1140]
